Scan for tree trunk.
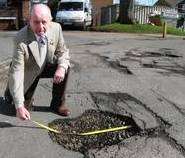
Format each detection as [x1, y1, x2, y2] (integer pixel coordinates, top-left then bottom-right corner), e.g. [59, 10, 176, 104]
[119, 0, 135, 24]
[47, 0, 59, 20]
[17, 1, 23, 28]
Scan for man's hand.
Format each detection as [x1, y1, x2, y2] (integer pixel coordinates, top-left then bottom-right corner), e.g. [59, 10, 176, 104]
[16, 106, 31, 120]
[53, 66, 65, 84]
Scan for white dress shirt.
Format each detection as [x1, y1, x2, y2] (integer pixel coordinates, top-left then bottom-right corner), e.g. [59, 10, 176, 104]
[35, 33, 47, 68]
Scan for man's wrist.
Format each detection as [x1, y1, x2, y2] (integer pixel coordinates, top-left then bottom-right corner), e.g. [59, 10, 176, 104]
[15, 104, 24, 109]
[57, 65, 66, 73]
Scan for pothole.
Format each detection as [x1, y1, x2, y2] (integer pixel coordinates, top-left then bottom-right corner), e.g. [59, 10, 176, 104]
[48, 109, 141, 154]
[123, 49, 184, 76]
[48, 92, 172, 156]
[100, 56, 133, 74]
[83, 41, 111, 46]
[108, 60, 133, 74]
[125, 50, 181, 58]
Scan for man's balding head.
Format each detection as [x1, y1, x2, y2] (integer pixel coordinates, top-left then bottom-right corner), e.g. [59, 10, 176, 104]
[29, 4, 52, 36]
[31, 4, 52, 21]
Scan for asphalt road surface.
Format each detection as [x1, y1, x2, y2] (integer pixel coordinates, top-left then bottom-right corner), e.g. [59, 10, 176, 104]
[0, 31, 185, 158]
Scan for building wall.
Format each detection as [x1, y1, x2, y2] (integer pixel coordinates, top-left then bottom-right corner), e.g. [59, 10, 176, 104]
[0, 0, 18, 30]
[0, 0, 30, 30]
[165, 0, 182, 7]
[91, 0, 113, 10]
[22, 0, 30, 25]
[178, 0, 185, 14]
[91, 0, 113, 25]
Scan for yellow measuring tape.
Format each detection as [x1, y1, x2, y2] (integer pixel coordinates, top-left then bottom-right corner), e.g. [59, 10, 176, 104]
[31, 120, 131, 136]
[31, 120, 60, 134]
[79, 125, 131, 136]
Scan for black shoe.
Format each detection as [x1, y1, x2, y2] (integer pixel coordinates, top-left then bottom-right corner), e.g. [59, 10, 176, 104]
[50, 97, 70, 116]
[57, 104, 70, 116]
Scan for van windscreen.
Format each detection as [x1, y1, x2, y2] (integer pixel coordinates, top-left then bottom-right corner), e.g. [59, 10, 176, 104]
[59, 2, 83, 11]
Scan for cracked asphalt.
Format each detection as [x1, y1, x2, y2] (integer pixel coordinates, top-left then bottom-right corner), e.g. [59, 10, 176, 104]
[0, 31, 185, 158]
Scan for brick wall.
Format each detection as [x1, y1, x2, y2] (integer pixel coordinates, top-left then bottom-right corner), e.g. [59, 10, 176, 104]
[0, 0, 30, 30]
[92, 0, 113, 10]
[91, 0, 113, 25]
[22, 0, 30, 25]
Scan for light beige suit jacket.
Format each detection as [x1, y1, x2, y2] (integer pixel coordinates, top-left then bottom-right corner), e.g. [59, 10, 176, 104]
[8, 22, 70, 108]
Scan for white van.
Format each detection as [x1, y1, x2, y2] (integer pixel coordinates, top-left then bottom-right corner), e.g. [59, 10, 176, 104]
[55, 0, 92, 30]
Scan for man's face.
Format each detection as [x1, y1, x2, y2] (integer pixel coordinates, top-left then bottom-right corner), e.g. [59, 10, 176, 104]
[29, 12, 51, 36]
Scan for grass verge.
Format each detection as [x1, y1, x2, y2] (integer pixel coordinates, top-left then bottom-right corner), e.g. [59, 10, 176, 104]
[92, 23, 185, 36]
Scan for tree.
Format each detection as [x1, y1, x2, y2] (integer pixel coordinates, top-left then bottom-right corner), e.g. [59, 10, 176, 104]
[119, 0, 135, 24]
[47, 0, 59, 20]
[154, 0, 171, 7]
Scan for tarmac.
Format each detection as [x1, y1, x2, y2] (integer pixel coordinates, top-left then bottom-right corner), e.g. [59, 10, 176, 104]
[0, 31, 185, 158]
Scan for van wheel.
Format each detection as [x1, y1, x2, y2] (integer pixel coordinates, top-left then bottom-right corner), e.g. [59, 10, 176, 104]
[83, 21, 87, 31]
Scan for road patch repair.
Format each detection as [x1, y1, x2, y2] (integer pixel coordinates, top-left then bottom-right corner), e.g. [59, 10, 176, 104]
[48, 109, 171, 156]
[47, 92, 172, 156]
[48, 109, 141, 155]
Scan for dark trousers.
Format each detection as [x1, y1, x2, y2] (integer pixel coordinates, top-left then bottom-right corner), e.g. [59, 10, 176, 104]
[5, 64, 70, 110]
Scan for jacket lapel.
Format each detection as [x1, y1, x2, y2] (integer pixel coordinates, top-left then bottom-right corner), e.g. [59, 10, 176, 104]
[46, 26, 55, 64]
[27, 27, 41, 68]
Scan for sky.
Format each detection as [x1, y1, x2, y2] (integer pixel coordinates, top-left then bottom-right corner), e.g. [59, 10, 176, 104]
[137, 0, 157, 5]
[113, 0, 158, 6]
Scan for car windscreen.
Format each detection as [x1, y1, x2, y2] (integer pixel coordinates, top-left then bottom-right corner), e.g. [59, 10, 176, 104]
[59, 2, 83, 11]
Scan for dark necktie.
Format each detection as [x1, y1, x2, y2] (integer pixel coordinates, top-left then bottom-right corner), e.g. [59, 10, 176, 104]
[39, 34, 46, 45]
[38, 34, 47, 67]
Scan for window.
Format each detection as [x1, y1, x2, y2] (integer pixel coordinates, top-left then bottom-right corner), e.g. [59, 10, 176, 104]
[59, 2, 83, 11]
[32, 0, 48, 4]
[0, 0, 7, 8]
[178, 3, 185, 13]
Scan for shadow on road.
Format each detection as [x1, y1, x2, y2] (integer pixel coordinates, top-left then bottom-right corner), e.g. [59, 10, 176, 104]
[0, 96, 16, 117]
[0, 96, 51, 116]
[32, 105, 50, 112]
[0, 121, 40, 130]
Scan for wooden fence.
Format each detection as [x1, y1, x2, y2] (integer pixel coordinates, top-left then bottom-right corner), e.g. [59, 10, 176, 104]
[133, 5, 177, 24]
[100, 4, 177, 26]
[101, 4, 119, 25]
